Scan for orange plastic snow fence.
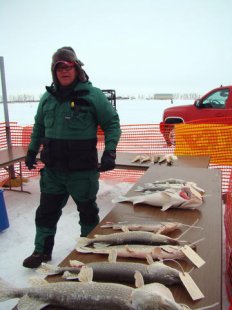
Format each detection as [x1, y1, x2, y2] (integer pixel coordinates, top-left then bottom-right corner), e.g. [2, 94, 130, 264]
[175, 123, 232, 165]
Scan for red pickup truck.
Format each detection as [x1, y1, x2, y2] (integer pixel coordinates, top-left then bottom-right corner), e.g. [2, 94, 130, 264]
[160, 85, 232, 145]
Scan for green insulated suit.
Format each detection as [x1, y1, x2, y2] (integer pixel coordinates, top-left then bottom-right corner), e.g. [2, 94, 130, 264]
[28, 81, 121, 254]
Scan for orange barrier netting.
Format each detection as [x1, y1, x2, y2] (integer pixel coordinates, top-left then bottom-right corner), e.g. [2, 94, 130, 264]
[1, 121, 232, 187]
[1, 120, 232, 298]
[175, 123, 232, 165]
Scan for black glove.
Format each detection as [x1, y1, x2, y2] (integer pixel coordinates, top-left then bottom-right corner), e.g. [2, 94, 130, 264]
[25, 150, 37, 170]
[98, 150, 116, 172]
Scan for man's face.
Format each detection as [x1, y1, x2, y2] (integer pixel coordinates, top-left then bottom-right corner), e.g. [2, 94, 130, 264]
[55, 62, 77, 86]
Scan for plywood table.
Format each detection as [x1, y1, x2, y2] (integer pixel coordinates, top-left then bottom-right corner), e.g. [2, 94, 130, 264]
[99, 151, 210, 170]
[41, 166, 221, 309]
[0, 146, 29, 193]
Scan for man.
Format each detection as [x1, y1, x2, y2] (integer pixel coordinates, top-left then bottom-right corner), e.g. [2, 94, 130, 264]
[23, 47, 121, 268]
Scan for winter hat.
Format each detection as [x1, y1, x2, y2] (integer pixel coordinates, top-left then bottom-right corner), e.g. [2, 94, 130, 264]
[51, 47, 88, 83]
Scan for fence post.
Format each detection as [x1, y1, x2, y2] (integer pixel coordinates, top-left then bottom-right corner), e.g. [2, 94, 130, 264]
[0, 56, 16, 179]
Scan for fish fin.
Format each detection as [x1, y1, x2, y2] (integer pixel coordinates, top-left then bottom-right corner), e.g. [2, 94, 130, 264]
[131, 155, 141, 163]
[145, 254, 154, 265]
[152, 247, 162, 259]
[69, 259, 85, 267]
[36, 263, 60, 275]
[62, 271, 80, 280]
[77, 266, 93, 282]
[100, 222, 114, 228]
[124, 245, 135, 253]
[76, 245, 94, 253]
[108, 249, 117, 263]
[93, 242, 111, 248]
[161, 203, 172, 211]
[76, 237, 91, 247]
[0, 278, 16, 301]
[121, 225, 129, 232]
[28, 276, 48, 286]
[112, 195, 131, 203]
[134, 271, 144, 288]
[18, 295, 49, 310]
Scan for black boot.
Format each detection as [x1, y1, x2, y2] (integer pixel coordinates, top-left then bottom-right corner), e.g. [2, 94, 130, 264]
[23, 251, 52, 268]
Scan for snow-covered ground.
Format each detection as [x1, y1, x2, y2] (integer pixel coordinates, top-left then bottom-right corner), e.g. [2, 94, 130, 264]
[0, 176, 133, 309]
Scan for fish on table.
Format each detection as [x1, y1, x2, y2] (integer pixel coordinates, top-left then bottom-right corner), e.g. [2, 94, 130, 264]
[130, 154, 178, 166]
[0, 267, 192, 310]
[77, 230, 182, 247]
[113, 184, 204, 211]
[100, 220, 198, 234]
[36, 252, 181, 286]
[76, 243, 193, 262]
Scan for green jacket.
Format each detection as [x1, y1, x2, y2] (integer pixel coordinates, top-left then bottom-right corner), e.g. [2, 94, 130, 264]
[29, 81, 121, 171]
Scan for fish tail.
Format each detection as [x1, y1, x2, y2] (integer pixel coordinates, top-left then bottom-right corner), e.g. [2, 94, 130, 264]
[36, 262, 60, 275]
[76, 237, 91, 247]
[0, 278, 17, 301]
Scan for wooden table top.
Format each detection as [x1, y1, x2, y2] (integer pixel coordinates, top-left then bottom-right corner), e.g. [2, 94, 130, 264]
[39, 165, 221, 310]
[0, 146, 27, 168]
[0, 146, 210, 171]
[100, 151, 210, 170]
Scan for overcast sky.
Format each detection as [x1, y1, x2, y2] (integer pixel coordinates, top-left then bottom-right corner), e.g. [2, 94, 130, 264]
[0, 0, 231, 97]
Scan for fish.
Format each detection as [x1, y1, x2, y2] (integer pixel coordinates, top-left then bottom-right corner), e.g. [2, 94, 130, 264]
[36, 252, 181, 286]
[135, 179, 205, 194]
[134, 179, 187, 193]
[112, 185, 203, 211]
[77, 230, 181, 247]
[150, 155, 160, 163]
[130, 154, 178, 166]
[76, 243, 193, 262]
[100, 220, 184, 234]
[132, 272, 184, 310]
[0, 269, 133, 310]
[0, 268, 194, 310]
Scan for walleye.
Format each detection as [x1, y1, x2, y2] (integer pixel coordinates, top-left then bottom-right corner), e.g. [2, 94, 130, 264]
[0, 268, 194, 310]
[37, 253, 181, 286]
[77, 230, 181, 247]
[113, 186, 203, 211]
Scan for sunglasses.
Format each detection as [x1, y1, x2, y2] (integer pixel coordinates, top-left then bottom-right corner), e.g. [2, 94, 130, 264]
[56, 64, 75, 72]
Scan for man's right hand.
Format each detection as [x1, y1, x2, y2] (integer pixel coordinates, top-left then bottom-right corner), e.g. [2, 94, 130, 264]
[25, 150, 37, 170]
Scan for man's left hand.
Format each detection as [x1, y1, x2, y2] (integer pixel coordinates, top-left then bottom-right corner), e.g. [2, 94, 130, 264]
[98, 150, 116, 172]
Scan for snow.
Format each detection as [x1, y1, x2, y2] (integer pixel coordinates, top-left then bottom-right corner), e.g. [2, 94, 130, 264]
[0, 177, 133, 309]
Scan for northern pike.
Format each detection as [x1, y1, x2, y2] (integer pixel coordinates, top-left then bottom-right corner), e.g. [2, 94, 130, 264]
[77, 230, 181, 247]
[37, 254, 181, 286]
[0, 268, 195, 310]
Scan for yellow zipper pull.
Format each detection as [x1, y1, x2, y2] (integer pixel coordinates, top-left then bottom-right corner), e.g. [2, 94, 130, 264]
[70, 101, 75, 109]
